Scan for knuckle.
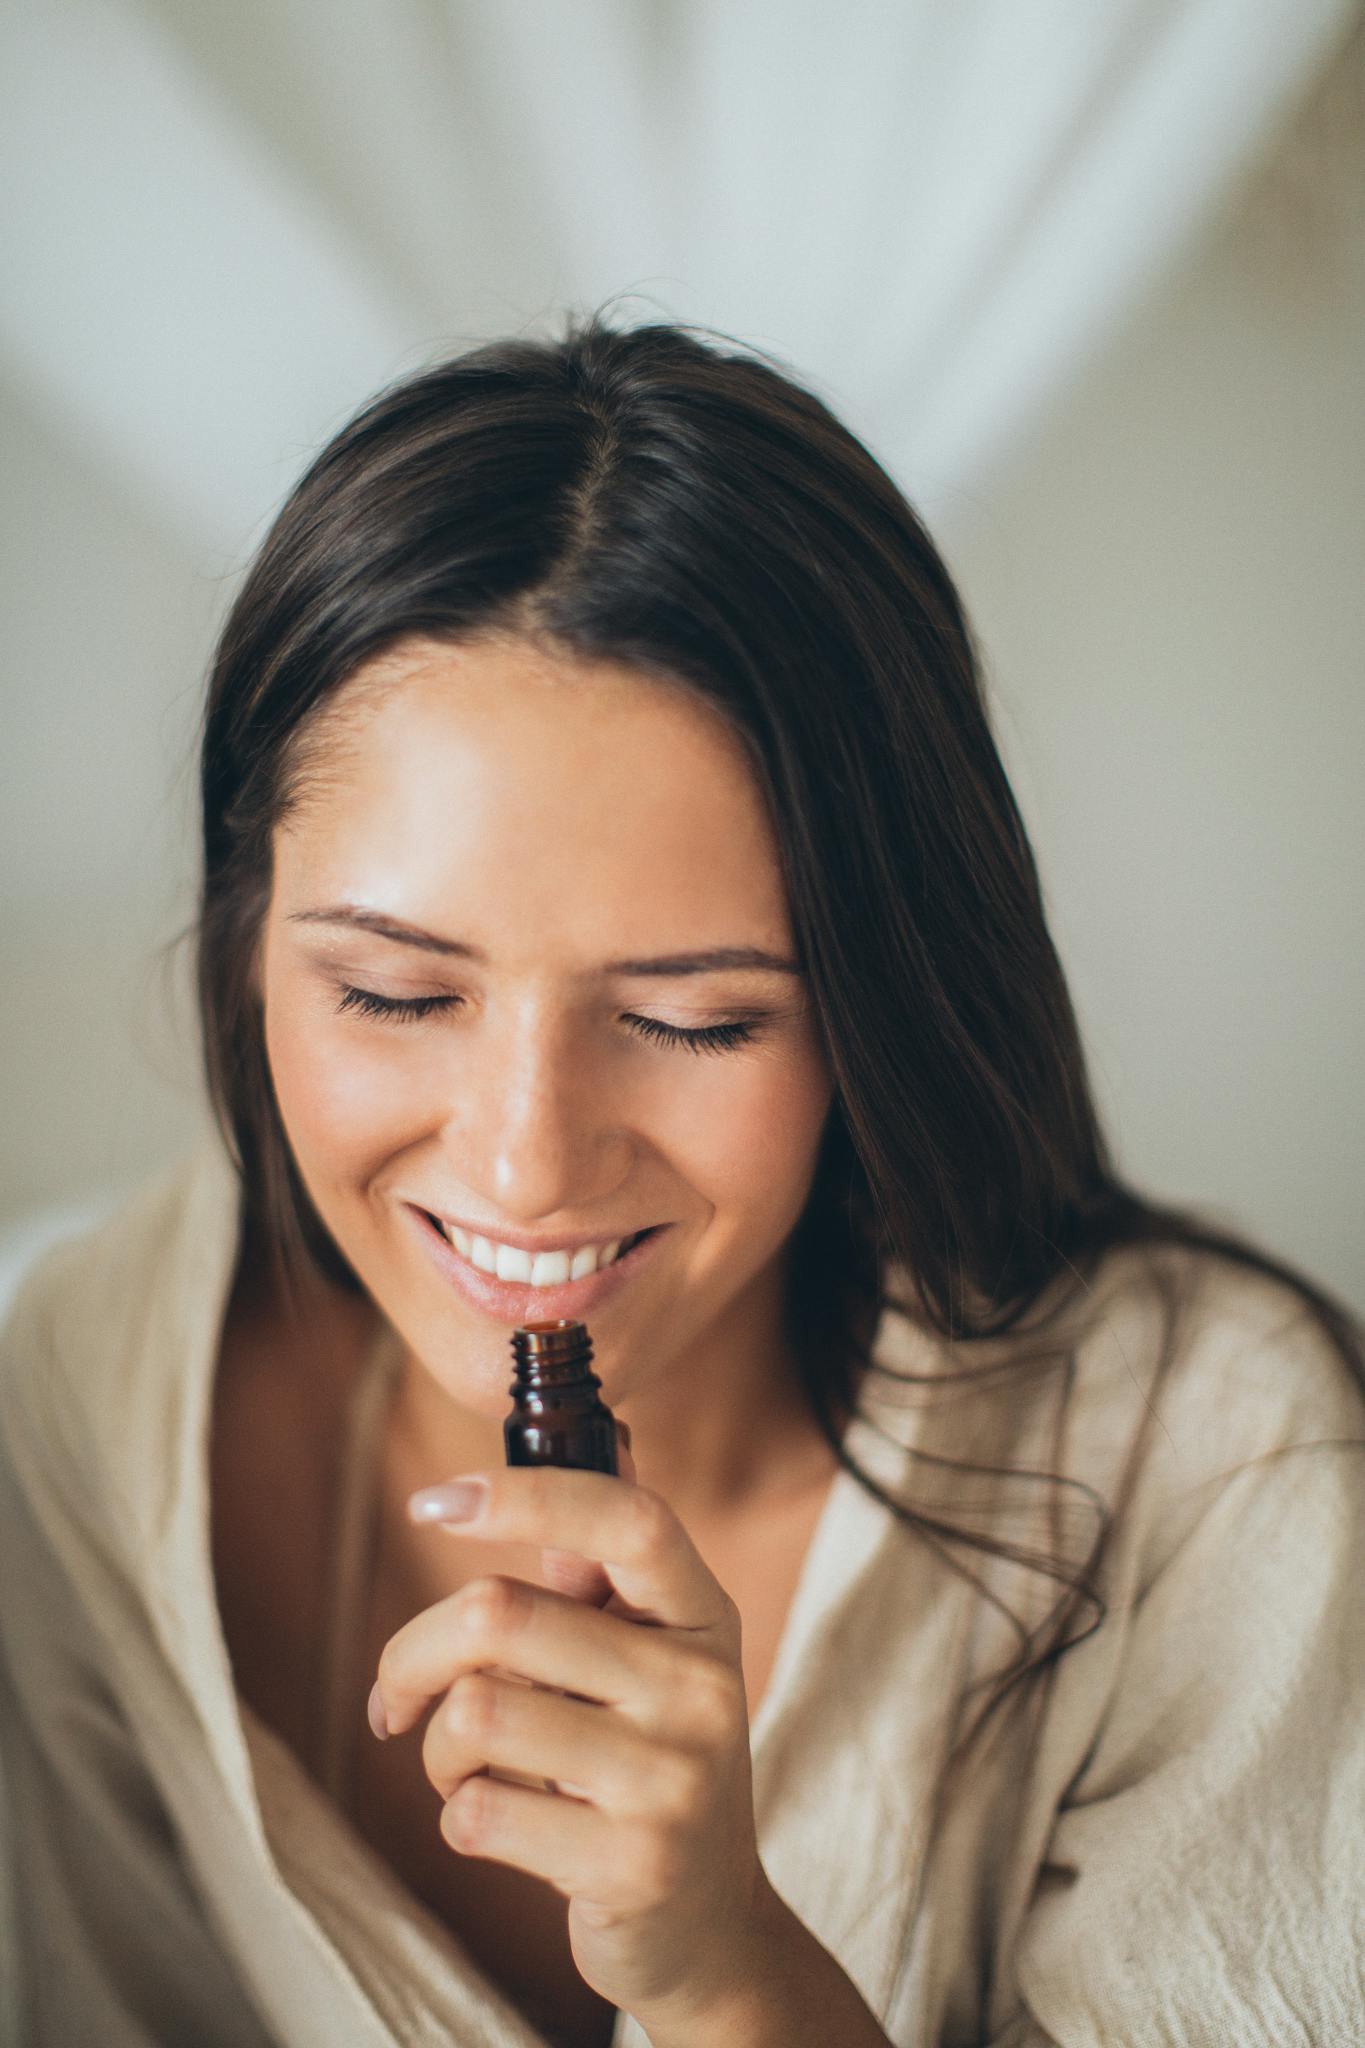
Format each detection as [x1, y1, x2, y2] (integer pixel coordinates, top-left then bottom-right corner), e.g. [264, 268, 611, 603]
[443, 1775, 492, 1849]
[684, 1657, 745, 1741]
[621, 1486, 672, 1563]
[455, 1573, 530, 1642]
[651, 1747, 708, 1821]
[444, 1671, 499, 1742]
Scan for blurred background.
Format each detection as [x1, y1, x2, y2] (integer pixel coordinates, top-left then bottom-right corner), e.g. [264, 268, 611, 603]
[2, 0, 1362, 1313]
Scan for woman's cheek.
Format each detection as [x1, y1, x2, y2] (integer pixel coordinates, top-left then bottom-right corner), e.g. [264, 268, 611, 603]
[657, 1044, 832, 1228]
[266, 998, 423, 1160]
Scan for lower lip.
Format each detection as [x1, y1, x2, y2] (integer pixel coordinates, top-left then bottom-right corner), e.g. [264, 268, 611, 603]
[405, 1205, 672, 1324]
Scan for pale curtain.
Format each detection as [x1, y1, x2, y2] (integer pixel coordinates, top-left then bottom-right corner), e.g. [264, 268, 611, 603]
[0, 0, 1352, 555]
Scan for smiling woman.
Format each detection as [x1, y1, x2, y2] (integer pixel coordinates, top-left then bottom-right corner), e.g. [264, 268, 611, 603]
[2, 316, 1364, 2048]
[250, 627, 836, 1450]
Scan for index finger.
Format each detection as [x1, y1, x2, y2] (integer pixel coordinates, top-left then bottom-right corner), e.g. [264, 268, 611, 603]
[407, 1466, 727, 1632]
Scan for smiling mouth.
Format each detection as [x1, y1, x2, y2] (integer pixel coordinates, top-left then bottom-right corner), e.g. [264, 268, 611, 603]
[419, 1210, 662, 1286]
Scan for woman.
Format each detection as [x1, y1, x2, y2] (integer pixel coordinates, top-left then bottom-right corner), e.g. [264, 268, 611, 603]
[2, 316, 1362, 2048]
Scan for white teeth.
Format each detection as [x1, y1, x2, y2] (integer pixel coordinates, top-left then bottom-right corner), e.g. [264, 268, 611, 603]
[529, 1250, 571, 1286]
[440, 1221, 635, 1286]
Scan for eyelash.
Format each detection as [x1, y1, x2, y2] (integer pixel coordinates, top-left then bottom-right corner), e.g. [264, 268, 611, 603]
[332, 985, 761, 1056]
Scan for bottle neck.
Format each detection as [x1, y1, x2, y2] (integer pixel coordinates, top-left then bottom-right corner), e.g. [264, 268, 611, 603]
[510, 1318, 596, 1387]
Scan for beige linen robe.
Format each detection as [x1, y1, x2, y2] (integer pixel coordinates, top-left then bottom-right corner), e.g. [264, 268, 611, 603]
[1, 1130, 1363, 2046]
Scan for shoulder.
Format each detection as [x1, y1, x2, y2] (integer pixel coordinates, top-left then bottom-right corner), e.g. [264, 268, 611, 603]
[0, 1139, 224, 1382]
[872, 1236, 1365, 1473]
[870, 1239, 1365, 1611]
[1053, 1239, 1365, 1598]
[1072, 1237, 1365, 1461]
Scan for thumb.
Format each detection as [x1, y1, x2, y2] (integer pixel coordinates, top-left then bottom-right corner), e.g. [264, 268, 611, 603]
[539, 1419, 635, 1608]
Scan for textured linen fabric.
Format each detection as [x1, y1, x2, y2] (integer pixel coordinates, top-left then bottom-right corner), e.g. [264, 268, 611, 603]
[1, 1129, 1363, 2047]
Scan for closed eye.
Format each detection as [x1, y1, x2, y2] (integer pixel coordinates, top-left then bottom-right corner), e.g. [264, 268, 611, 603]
[624, 1013, 759, 1055]
[335, 986, 456, 1024]
[332, 985, 761, 1054]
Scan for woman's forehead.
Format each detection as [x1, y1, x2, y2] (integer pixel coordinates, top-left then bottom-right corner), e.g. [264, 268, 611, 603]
[275, 635, 793, 942]
[300, 632, 749, 793]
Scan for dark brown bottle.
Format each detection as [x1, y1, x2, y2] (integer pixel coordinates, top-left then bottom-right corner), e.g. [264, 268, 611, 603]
[493, 1319, 619, 1796]
[504, 1318, 618, 1473]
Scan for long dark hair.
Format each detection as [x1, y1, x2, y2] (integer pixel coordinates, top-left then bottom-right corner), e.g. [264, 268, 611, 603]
[191, 312, 1364, 1765]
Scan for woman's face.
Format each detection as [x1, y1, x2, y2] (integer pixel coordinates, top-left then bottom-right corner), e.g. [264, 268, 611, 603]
[258, 633, 835, 1423]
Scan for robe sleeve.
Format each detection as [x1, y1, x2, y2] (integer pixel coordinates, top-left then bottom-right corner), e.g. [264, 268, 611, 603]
[0, 1258, 278, 2048]
[997, 1366, 1365, 2046]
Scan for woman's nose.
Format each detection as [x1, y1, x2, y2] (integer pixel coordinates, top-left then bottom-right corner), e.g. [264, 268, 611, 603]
[446, 1012, 632, 1220]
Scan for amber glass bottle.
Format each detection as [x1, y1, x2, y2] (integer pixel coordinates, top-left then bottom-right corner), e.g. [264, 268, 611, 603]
[492, 1319, 618, 1795]
[504, 1319, 619, 1474]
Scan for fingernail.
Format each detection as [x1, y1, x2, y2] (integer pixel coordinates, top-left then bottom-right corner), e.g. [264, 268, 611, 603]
[367, 1682, 389, 1741]
[407, 1478, 488, 1525]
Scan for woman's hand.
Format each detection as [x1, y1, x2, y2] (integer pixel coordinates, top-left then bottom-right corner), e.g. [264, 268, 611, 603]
[366, 1445, 790, 2035]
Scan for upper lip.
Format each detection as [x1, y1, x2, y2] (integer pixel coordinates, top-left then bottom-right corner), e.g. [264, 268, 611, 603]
[413, 1206, 659, 1256]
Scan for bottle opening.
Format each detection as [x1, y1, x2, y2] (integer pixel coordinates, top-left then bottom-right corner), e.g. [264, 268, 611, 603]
[510, 1318, 595, 1379]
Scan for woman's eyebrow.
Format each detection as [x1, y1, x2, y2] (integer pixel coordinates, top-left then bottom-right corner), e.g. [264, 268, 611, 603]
[287, 905, 801, 977]
[603, 947, 801, 978]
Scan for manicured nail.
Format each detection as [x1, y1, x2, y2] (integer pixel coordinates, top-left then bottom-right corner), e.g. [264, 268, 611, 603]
[367, 1682, 389, 1740]
[407, 1478, 488, 1525]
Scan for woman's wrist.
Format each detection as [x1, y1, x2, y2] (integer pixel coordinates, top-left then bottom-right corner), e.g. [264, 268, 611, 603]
[638, 1877, 892, 2048]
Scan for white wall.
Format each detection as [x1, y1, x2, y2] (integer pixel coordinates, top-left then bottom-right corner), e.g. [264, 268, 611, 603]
[949, 49, 1364, 1305]
[0, 376, 218, 1223]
